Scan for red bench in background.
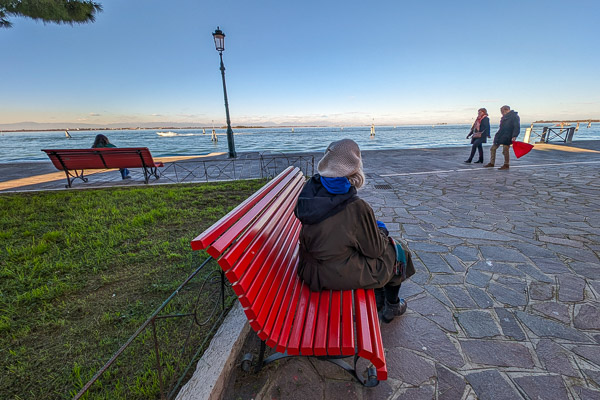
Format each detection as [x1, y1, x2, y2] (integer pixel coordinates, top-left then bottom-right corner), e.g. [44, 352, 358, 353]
[42, 148, 164, 188]
[190, 166, 387, 386]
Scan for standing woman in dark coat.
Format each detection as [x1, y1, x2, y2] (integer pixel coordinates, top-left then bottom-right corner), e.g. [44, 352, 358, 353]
[294, 139, 415, 323]
[465, 108, 490, 163]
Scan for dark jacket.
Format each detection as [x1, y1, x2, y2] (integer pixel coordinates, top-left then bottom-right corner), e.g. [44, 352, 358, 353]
[294, 175, 401, 291]
[467, 116, 490, 144]
[494, 110, 520, 145]
[92, 143, 116, 149]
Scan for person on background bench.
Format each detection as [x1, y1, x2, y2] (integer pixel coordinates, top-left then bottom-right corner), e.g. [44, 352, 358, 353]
[294, 139, 415, 323]
[484, 105, 520, 170]
[92, 134, 131, 180]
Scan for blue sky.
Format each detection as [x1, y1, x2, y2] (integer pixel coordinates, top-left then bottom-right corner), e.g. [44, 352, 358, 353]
[1, 0, 599, 128]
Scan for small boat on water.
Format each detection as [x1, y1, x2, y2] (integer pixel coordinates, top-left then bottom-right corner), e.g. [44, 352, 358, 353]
[156, 131, 178, 137]
[65, 130, 72, 138]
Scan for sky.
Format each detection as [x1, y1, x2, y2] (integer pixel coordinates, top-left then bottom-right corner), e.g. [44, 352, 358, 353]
[1, 0, 599, 128]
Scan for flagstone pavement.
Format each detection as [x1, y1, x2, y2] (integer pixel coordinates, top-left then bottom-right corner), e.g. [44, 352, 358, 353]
[220, 142, 600, 400]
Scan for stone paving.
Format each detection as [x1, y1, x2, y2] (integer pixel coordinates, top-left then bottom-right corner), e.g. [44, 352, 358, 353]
[223, 141, 600, 400]
[2, 141, 600, 399]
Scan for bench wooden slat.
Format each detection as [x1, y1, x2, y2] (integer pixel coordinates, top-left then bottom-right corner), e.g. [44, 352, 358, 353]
[355, 289, 375, 361]
[271, 277, 302, 352]
[227, 204, 299, 294]
[256, 254, 299, 341]
[377, 366, 388, 381]
[341, 291, 355, 355]
[366, 290, 386, 369]
[208, 172, 303, 260]
[313, 291, 330, 356]
[246, 241, 288, 331]
[252, 231, 299, 333]
[191, 167, 295, 251]
[300, 291, 321, 355]
[247, 229, 299, 324]
[228, 216, 295, 298]
[237, 218, 300, 314]
[286, 283, 311, 356]
[218, 175, 303, 269]
[327, 291, 342, 356]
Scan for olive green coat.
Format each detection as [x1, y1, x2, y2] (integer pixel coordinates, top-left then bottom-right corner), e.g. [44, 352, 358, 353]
[297, 198, 403, 291]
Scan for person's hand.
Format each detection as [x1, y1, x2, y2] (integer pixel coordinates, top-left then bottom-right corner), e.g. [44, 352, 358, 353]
[512, 137, 516, 142]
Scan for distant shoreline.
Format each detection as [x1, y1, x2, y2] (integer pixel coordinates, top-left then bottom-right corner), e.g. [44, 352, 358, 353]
[0, 124, 453, 133]
[534, 120, 599, 123]
[2, 120, 598, 134]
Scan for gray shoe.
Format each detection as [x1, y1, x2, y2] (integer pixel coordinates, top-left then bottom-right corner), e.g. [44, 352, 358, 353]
[381, 298, 407, 323]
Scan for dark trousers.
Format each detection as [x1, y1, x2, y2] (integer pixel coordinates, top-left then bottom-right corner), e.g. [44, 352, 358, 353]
[467, 138, 485, 162]
[375, 282, 401, 308]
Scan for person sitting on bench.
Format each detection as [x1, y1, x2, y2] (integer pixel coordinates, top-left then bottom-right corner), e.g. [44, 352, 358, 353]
[92, 134, 131, 180]
[294, 139, 414, 323]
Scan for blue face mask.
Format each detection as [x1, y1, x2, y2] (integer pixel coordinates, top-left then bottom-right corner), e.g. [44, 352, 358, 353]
[320, 176, 351, 194]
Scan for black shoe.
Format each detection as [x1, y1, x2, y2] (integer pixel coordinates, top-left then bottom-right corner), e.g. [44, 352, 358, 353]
[464, 160, 472, 163]
[381, 298, 407, 323]
[474, 160, 483, 163]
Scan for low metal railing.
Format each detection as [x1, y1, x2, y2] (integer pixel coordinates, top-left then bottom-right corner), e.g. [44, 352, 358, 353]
[157, 154, 314, 184]
[524, 126, 576, 144]
[72, 255, 232, 400]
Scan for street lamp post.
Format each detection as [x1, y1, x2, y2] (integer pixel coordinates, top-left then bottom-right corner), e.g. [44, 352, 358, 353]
[212, 27, 237, 158]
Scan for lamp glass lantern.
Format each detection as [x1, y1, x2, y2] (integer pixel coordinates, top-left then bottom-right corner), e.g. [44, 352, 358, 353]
[213, 28, 225, 52]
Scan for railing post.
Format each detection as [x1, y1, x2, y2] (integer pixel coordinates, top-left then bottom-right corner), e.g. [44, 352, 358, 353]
[541, 127, 548, 143]
[151, 318, 167, 400]
[523, 127, 532, 144]
[221, 270, 225, 310]
[566, 127, 575, 143]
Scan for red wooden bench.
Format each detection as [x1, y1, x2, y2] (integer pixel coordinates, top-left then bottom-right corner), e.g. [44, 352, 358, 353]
[190, 166, 387, 386]
[42, 148, 164, 188]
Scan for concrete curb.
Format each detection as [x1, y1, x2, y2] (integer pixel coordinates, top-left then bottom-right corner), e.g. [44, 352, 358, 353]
[176, 301, 250, 400]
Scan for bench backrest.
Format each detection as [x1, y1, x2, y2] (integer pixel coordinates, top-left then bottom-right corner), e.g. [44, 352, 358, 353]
[191, 167, 387, 380]
[42, 148, 160, 170]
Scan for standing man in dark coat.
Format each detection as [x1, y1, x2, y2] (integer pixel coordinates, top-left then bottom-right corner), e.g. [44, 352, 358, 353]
[485, 105, 520, 170]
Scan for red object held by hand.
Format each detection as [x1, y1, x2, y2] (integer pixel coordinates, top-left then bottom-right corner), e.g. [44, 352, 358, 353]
[513, 141, 534, 158]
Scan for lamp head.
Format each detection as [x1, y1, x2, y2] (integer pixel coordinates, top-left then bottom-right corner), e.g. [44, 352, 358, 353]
[212, 27, 225, 52]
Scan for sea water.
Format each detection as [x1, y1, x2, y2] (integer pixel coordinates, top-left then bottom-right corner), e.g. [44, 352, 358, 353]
[1, 124, 599, 163]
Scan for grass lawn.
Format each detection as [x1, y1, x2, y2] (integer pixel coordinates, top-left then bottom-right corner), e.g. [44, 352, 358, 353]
[0, 180, 266, 399]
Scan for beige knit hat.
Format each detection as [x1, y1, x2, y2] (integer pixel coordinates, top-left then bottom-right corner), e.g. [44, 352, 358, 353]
[317, 139, 365, 188]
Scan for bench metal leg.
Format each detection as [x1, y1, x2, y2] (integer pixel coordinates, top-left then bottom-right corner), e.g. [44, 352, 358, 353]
[324, 355, 379, 387]
[64, 169, 88, 188]
[243, 339, 379, 387]
[142, 167, 160, 184]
